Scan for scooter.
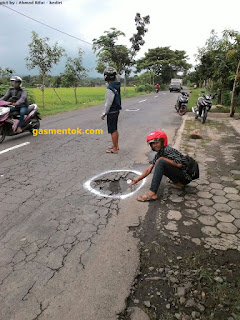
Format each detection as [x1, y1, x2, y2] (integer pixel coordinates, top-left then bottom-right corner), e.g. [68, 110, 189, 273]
[175, 91, 189, 116]
[192, 93, 213, 124]
[0, 100, 41, 143]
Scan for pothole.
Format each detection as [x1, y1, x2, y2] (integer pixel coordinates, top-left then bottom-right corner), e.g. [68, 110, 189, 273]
[83, 170, 146, 199]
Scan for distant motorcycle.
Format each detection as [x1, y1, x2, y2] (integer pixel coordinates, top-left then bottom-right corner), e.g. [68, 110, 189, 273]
[0, 100, 41, 143]
[192, 93, 213, 124]
[175, 91, 189, 116]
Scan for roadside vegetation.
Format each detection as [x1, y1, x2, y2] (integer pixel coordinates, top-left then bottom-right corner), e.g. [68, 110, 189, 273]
[188, 88, 231, 113]
[185, 29, 240, 116]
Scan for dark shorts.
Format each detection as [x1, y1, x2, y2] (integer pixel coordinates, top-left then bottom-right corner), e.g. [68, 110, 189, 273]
[107, 111, 119, 134]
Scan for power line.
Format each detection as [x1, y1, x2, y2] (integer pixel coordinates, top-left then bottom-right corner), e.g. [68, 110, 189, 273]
[1, 4, 92, 45]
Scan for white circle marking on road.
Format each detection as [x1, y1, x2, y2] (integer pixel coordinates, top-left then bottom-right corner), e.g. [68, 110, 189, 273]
[126, 108, 140, 112]
[83, 169, 146, 199]
[0, 142, 30, 155]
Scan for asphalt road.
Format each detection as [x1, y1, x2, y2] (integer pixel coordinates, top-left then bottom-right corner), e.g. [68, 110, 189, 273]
[0, 90, 182, 320]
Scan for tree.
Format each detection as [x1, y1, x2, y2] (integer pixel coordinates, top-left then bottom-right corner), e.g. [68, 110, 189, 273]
[195, 30, 232, 101]
[224, 30, 240, 117]
[194, 29, 240, 112]
[93, 29, 132, 74]
[0, 67, 14, 85]
[25, 31, 65, 108]
[136, 47, 191, 84]
[62, 49, 87, 104]
[92, 13, 150, 93]
[130, 13, 150, 53]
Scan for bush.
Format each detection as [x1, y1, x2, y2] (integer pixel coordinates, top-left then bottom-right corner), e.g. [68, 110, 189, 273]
[145, 84, 155, 92]
[136, 84, 155, 92]
[160, 84, 167, 90]
[136, 84, 146, 92]
[223, 91, 231, 106]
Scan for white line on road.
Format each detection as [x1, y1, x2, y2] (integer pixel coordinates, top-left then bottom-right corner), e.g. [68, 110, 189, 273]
[138, 99, 146, 103]
[154, 96, 158, 98]
[126, 108, 140, 112]
[0, 142, 30, 155]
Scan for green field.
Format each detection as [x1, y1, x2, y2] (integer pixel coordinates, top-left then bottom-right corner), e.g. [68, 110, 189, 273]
[29, 87, 147, 117]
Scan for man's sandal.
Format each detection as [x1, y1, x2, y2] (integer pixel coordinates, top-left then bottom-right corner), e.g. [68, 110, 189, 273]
[137, 194, 158, 202]
[108, 145, 120, 150]
[106, 149, 118, 154]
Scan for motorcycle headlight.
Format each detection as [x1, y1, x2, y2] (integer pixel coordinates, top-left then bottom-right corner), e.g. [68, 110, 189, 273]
[0, 107, 9, 116]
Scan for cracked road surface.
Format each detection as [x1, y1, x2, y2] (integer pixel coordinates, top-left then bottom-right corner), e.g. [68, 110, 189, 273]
[0, 91, 182, 320]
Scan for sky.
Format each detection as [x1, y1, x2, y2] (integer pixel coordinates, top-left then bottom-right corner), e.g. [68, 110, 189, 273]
[0, 0, 240, 78]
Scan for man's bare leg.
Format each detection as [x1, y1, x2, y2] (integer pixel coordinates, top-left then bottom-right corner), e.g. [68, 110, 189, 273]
[111, 131, 118, 153]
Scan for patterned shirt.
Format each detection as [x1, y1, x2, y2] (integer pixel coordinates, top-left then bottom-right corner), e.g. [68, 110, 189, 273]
[150, 145, 192, 182]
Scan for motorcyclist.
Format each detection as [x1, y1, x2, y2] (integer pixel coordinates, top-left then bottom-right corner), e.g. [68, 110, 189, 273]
[155, 83, 160, 93]
[131, 130, 193, 202]
[0, 76, 29, 133]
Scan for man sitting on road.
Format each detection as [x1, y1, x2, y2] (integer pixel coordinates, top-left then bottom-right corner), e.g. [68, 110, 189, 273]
[131, 130, 194, 202]
[101, 67, 121, 154]
[0, 76, 29, 133]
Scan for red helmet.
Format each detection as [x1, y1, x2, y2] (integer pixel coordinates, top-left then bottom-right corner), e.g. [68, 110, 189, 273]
[146, 130, 168, 147]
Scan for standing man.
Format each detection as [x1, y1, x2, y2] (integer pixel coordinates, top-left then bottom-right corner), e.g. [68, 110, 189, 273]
[0, 76, 29, 133]
[101, 67, 121, 154]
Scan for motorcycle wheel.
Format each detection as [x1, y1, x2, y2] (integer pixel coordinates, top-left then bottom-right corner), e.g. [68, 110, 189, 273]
[179, 105, 187, 116]
[0, 125, 6, 144]
[202, 109, 207, 124]
[29, 116, 40, 134]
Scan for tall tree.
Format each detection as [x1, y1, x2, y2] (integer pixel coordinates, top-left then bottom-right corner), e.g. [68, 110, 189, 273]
[62, 49, 87, 104]
[130, 13, 150, 53]
[93, 28, 132, 93]
[25, 31, 65, 108]
[136, 47, 191, 84]
[224, 30, 240, 117]
[93, 13, 150, 92]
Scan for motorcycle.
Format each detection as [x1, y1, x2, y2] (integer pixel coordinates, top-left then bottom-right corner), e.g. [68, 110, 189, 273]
[192, 93, 213, 124]
[175, 91, 189, 116]
[0, 100, 41, 143]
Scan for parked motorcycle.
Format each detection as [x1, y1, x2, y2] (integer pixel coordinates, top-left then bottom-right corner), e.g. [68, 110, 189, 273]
[192, 93, 213, 124]
[0, 100, 41, 143]
[175, 91, 189, 116]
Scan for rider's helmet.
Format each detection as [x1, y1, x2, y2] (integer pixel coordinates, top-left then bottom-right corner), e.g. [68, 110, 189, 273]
[104, 67, 117, 81]
[10, 76, 22, 85]
[146, 130, 168, 150]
